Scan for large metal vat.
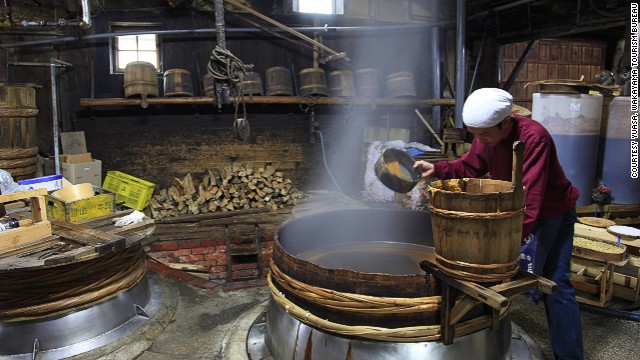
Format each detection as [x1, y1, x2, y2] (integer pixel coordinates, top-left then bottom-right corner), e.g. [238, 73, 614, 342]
[267, 208, 514, 359]
[531, 93, 604, 205]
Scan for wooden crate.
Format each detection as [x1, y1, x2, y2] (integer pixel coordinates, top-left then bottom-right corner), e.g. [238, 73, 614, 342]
[0, 188, 52, 254]
[570, 257, 615, 307]
[46, 187, 115, 223]
[611, 255, 640, 302]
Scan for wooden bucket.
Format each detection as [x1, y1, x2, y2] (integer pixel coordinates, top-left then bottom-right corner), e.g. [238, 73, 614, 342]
[265, 66, 293, 96]
[428, 177, 525, 282]
[123, 62, 159, 107]
[385, 71, 417, 98]
[239, 72, 264, 95]
[298, 68, 328, 97]
[163, 69, 194, 97]
[0, 85, 38, 181]
[328, 70, 355, 97]
[202, 73, 215, 97]
[354, 68, 382, 98]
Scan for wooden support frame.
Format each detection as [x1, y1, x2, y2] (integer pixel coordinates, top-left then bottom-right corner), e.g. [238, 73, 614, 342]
[0, 189, 52, 254]
[420, 259, 557, 345]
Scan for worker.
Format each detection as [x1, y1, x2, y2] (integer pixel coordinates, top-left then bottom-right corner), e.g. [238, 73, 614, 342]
[414, 88, 583, 360]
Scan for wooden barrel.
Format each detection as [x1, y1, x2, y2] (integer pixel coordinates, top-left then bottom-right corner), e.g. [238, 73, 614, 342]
[265, 66, 293, 96]
[427, 178, 524, 282]
[354, 68, 382, 98]
[298, 68, 328, 97]
[202, 73, 215, 97]
[123, 61, 159, 98]
[0, 85, 38, 181]
[163, 69, 194, 97]
[328, 70, 355, 97]
[385, 71, 416, 98]
[239, 72, 264, 95]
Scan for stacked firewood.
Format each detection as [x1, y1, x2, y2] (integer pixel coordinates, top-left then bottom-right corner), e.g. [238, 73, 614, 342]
[150, 163, 303, 219]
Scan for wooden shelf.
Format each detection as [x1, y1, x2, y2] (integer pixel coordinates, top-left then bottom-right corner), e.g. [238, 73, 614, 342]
[80, 96, 455, 108]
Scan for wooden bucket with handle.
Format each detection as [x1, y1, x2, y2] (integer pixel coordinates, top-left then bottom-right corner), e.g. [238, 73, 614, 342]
[427, 141, 525, 282]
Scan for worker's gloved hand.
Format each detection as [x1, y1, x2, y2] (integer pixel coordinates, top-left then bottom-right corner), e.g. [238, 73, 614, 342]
[113, 210, 146, 227]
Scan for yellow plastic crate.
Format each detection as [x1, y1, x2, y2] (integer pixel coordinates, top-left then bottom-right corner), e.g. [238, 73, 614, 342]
[102, 171, 155, 210]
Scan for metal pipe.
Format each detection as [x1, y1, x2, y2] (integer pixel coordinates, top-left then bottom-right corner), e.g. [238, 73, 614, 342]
[79, 0, 92, 29]
[9, 61, 69, 67]
[51, 61, 60, 175]
[454, 0, 466, 128]
[214, 0, 226, 49]
[1, 24, 448, 49]
[49, 58, 73, 175]
[468, 0, 536, 21]
[430, 0, 442, 141]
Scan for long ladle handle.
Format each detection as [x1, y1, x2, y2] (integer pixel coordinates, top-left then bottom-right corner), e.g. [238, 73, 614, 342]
[512, 141, 525, 206]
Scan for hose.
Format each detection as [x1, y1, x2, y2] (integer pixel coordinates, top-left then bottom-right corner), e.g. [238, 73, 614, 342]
[314, 129, 343, 194]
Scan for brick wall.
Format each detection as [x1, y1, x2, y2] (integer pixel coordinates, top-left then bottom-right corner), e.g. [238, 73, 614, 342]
[146, 235, 275, 282]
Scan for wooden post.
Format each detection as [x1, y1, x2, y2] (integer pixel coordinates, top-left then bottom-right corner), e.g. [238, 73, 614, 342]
[512, 140, 525, 206]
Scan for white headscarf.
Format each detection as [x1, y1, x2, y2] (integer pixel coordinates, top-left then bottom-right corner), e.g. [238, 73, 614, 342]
[462, 88, 513, 128]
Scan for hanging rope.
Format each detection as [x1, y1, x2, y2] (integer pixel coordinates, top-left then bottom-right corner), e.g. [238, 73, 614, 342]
[207, 46, 252, 84]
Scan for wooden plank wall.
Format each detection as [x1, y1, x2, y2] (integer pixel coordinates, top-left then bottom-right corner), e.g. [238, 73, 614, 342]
[501, 39, 606, 110]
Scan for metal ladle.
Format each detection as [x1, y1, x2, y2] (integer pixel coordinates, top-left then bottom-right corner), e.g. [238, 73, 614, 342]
[374, 148, 423, 193]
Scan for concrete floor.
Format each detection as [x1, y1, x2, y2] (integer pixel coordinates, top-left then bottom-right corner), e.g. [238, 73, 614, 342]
[67, 269, 639, 360]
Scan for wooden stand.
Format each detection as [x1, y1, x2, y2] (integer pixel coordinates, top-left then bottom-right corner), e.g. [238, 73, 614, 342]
[571, 257, 617, 307]
[420, 259, 557, 345]
[0, 189, 52, 254]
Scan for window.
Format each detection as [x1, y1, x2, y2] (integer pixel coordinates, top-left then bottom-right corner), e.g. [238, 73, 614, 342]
[293, 0, 344, 15]
[110, 23, 162, 73]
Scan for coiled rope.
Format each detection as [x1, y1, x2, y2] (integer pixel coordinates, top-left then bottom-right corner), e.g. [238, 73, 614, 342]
[207, 46, 251, 84]
[0, 245, 146, 322]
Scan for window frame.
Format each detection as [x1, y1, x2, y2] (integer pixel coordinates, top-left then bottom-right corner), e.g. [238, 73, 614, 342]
[292, 0, 344, 15]
[109, 22, 163, 75]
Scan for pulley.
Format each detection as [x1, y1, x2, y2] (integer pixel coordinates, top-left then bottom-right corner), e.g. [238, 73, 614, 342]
[233, 118, 251, 141]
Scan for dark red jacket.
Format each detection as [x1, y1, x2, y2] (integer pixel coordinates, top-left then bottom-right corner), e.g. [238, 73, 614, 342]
[433, 116, 579, 237]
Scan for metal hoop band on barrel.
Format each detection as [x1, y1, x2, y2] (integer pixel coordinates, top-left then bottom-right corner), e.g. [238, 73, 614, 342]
[428, 204, 525, 220]
[434, 253, 520, 283]
[124, 81, 159, 87]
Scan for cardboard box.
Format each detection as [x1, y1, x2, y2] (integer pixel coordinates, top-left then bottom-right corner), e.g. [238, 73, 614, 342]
[46, 186, 115, 223]
[44, 157, 103, 187]
[60, 152, 93, 164]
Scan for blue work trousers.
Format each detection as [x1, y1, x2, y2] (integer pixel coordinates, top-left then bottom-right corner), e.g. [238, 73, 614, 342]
[521, 209, 584, 360]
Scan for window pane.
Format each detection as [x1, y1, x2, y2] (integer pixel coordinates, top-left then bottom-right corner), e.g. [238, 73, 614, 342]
[299, 0, 332, 14]
[117, 35, 138, 50]
[138, 51, 158, 68]
[117, 51, 138, 70]
[138, 34, 157, 50]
